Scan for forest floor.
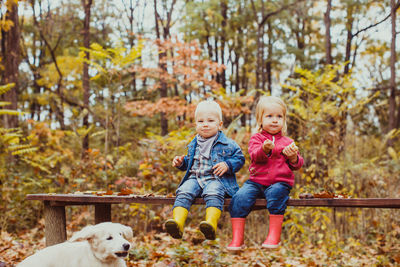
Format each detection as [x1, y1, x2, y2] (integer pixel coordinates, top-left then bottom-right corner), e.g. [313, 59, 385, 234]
[1, 211, 399, 267]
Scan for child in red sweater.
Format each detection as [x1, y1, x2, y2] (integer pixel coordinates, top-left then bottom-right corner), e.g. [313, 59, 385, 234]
[227, 96, 304, 250]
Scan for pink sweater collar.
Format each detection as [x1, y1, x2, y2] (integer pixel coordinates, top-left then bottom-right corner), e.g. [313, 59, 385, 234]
[260, 130, 282, 139]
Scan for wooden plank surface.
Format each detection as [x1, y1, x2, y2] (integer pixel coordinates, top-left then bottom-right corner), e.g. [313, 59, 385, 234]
[26, 194, 400, 208]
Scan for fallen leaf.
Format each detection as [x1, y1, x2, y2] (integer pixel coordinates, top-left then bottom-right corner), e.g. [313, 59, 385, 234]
[118, 187, 133, 196]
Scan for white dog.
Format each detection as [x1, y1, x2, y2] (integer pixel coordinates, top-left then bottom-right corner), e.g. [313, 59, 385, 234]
[17, 222, 133, 267]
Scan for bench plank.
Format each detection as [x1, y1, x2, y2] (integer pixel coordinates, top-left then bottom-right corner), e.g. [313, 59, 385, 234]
[27, 194, 400, 246]
[26, 194, 400, 208]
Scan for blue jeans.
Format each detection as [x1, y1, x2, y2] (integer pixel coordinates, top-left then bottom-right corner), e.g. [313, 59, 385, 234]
[174, 178, 226, 211]
[229, 180, 291, 217]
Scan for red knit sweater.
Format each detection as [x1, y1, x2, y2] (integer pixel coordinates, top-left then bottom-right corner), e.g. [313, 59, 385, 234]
[248, 131, 304, 187]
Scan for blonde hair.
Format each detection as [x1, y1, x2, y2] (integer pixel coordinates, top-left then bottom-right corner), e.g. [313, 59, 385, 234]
[255, 96, 287, 134]
[195, 100, 223, 121]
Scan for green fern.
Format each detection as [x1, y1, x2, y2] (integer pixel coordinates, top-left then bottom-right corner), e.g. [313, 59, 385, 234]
[0, 109, 25, 116]
[20, 158, 51, 174]
[0, 84, 38, 167]
[0, 101, 11, 107]
[0, 129, 23, 144]
[0, 83, 25, 116]
[0, 83, 15, 95]
[8, 144, 39, 155]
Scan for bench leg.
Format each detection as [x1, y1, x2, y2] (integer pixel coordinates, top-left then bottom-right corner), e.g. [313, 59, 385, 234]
[44, 201, 67, 246]
[95, 203, 111, 224]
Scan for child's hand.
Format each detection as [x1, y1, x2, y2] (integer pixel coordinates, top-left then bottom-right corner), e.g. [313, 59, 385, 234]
[213, 162, 229, 176]
[262, 136, 275, 154]
[172, 155, 185, 167]
[282, 142, 299, 164]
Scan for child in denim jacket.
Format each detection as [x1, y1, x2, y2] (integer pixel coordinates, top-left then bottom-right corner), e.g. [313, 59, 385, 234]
[228, 96, 304, 250]
[165, 100, 245, 240]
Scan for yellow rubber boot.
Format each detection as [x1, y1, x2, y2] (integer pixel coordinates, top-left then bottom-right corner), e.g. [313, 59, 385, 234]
[164, 207, 188, 239]
[199, 207, 221, 240]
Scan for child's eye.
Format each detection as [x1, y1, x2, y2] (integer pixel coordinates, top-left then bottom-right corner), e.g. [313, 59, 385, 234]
[107, 236, 113, 240]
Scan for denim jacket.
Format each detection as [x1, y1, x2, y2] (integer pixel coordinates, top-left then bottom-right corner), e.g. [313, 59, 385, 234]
[177, 131, 245, 197]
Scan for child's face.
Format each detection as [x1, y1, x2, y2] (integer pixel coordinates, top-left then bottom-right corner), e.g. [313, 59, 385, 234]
[195, 109, 222, 138]
[261, 103, 285, 135]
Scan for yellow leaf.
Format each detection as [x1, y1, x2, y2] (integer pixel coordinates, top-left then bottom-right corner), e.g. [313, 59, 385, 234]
[388, 147, 398, 161]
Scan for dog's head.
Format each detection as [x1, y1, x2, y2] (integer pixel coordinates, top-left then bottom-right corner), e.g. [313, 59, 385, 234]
[69, 222, 133, 263]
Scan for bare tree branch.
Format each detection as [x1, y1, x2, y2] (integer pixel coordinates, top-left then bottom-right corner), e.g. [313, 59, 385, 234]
[352, 0, 400, 38]
[259, 0, 306, 27]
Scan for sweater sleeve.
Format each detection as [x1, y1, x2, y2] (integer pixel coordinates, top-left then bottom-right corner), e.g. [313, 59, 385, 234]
[248, 134, 270, 163]
[288, 153, 304, 170]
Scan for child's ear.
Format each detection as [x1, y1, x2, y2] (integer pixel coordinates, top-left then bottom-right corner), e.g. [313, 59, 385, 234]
[219, 121, 223, 129]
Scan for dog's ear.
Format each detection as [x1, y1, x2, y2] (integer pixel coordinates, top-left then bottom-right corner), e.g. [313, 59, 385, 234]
[121, 225, 133, 240]
[69, 225, 96, 242]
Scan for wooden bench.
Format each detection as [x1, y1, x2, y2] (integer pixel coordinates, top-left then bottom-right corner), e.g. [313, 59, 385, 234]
[26, 193, 400, 246]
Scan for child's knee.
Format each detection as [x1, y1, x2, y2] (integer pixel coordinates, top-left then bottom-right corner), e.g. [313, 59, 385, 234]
[266, 199, 287, 214]
[266, 183, 291, 199]
[232, 189, 248, 202]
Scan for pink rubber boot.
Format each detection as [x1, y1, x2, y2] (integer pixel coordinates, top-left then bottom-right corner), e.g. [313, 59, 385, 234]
[226, 218, 246, 251]
[262, 214, 284, 249]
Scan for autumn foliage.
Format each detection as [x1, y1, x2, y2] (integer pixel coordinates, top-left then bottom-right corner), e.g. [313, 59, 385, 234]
[1, 0, 400, 265]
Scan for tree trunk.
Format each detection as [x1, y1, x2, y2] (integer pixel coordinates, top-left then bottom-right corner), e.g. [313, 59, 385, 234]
[82, 0, 93, 155]
[127, 0, 137, 94]
[256, 28, 262, 91]
[214, 37, 220, 85]
[337, 2, 355, 154]
[29, 0, 65, 129]
[250, 0, 262, 92]
[324, 0, 333, 65]
[266, 21, 273, 94]
[220, 1, 227, 89]
[389, 0, 397, 138]
[293, 15, 306, 66]
[1, 1, 20, 128]
[344, 4, 354, 74]
[154, 0, 176, 136]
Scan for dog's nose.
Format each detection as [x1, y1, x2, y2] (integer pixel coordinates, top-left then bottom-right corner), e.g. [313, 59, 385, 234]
[123, 243, 130, 251]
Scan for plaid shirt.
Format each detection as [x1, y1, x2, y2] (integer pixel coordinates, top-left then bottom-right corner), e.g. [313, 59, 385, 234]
[188, 146, 217, 188]
[176, 131, 245, 197]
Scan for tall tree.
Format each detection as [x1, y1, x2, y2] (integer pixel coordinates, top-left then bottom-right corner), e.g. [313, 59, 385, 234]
[27, 0, 66, 129]
[120, 0, 148, 94]
[250, 0, 265, 92]
[81, 0, 93, 154]
[324, 0, 333, 65]
[389, 0, 397, 137]
[20, 1, 46, 122]
[1, 0, 20, 128]
[257, 0, 306, 92]
[219, 0, 228, 89]
[153, 0, 177, 135]
[342, 0, 400, 74]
